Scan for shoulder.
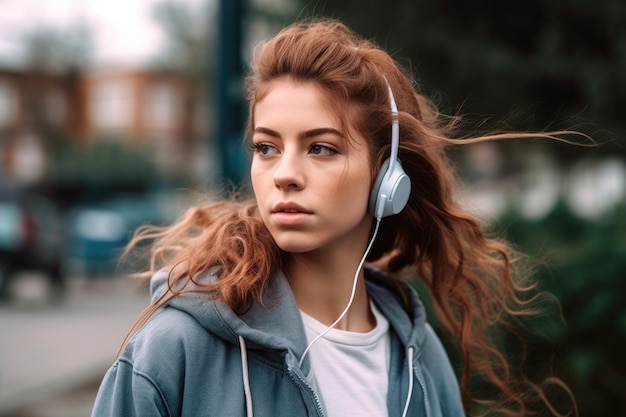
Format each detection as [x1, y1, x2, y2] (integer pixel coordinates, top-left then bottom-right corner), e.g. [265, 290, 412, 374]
[94, 308, 217, 417]
[131, 306, 204, 343]
[120, 306, 224, 377]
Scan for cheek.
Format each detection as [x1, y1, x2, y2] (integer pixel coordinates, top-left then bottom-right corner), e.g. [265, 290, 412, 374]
[250, 165, 266, 197]
[332, 171, 372, 211]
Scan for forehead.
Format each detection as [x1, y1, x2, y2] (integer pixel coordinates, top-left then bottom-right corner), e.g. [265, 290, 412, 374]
[252, 78, 359, 138]
[254, 79, 332, 116]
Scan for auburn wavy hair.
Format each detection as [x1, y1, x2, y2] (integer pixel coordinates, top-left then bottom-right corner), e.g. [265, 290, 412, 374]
[124, 19, 579, 417]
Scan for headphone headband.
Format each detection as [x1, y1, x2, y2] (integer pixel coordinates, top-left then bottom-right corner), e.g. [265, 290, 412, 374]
[385, 83, 400, 182]
[367, 80, 411, 219]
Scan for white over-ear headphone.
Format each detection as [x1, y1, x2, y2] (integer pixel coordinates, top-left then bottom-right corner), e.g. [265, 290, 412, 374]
[368, 83, 411, 219]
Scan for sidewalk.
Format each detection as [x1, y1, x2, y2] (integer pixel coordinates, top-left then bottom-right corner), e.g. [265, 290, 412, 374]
[0, 274, 149, 415]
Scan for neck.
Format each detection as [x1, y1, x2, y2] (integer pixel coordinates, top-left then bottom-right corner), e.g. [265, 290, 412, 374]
[286, 246, 374, 332]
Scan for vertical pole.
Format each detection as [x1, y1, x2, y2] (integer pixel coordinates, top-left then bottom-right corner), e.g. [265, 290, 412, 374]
[216, 0, 246, 186]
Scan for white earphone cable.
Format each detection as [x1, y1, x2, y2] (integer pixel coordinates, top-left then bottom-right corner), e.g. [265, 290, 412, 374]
[298, 213, 383, 368]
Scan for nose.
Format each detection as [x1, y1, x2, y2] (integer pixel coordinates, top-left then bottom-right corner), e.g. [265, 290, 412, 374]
[273, 151, 304, 190]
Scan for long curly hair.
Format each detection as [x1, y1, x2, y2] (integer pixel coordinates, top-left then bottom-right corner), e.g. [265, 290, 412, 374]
[124, 19, 579, 416]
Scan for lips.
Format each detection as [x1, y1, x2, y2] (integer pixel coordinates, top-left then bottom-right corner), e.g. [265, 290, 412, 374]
[271, 202, 311, 214]
[271, 202, 312, 226]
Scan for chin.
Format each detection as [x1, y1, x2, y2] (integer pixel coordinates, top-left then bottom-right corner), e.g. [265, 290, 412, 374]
[271, 234, 320, 254]
[275, 241, 318, 254]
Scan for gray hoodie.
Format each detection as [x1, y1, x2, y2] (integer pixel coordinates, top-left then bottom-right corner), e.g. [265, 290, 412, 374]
[91, 266, 465, 416]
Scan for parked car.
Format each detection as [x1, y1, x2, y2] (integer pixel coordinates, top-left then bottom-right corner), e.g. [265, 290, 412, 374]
[65, 192, 180, 278]
[0, 183, 66, 300]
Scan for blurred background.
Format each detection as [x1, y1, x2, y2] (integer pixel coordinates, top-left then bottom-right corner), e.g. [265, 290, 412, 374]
[0, 0, 623, 416]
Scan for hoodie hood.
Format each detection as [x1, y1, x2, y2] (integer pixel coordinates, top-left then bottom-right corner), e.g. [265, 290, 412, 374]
[150, 265, 428, 370]
[364, 267, 428, 351]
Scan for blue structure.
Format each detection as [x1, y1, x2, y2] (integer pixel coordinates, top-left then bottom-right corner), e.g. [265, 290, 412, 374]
[215, 0, 247, 186]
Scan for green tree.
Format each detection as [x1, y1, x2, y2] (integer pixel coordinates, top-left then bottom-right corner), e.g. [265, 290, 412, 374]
[295, 0, 625, 159]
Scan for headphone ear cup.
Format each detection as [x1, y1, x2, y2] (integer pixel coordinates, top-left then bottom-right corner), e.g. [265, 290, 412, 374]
[368, 158, 411, 218]
[369, 159, 389, 217]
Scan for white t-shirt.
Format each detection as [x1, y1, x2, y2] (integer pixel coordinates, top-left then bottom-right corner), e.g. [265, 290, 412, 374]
[300, 302, 391, 417]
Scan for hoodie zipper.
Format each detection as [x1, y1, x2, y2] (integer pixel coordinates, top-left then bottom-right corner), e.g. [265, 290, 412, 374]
[414, 364, 432, 417]
[289, 370, 326, 417]
[403, 346, 431, 417]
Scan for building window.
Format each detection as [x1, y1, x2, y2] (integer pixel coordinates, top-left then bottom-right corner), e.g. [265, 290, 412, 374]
[89, 79, 133, 132]
[145, 83, 180, 132]
[44, 87, 68, 127]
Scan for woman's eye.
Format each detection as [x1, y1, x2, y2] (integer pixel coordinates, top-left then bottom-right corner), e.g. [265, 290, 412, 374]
[310, 144, 336, 155]
[253, 143, 277, 155]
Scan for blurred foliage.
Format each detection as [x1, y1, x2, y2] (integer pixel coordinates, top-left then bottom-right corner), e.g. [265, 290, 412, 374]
[412, 202, 626, 416]
[18, 23, 92, 72]
[296, 0, 626, 160]
[496, 202, 626, 416]
[48, 140, 162, 205]
[151, 0, 215, 82]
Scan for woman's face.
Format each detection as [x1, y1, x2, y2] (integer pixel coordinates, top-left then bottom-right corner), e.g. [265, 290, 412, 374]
[251, 78, 374, 256]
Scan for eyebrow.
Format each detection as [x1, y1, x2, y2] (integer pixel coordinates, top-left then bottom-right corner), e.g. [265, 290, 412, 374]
[253, 126, 344, 140]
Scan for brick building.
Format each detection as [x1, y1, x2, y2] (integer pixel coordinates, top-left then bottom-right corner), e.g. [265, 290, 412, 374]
[0, 67, 206, 184]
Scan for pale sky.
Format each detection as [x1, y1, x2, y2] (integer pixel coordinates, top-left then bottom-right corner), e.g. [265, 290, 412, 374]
[0, 0, 206, 68]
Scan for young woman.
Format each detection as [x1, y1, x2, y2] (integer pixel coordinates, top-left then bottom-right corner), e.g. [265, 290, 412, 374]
[92, 19, 576, 417]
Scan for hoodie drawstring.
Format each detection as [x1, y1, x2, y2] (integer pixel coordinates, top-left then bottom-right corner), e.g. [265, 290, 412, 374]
[401, 346, 414, 417]
[239, 336, 254, 417]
